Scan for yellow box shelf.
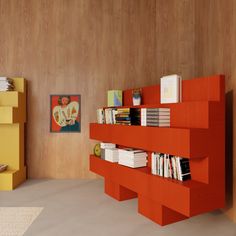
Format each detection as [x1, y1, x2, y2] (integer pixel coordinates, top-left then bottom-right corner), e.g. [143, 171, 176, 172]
[0, 107, 25, 124]
[0, 78, 26, 191]
[0, 167, 26, 190]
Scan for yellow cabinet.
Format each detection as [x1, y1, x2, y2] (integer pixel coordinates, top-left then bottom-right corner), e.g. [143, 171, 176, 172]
[0, 78, 26, 190]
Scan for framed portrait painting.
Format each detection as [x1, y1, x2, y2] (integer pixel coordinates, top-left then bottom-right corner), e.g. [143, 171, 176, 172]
[50, 94, 81, 133]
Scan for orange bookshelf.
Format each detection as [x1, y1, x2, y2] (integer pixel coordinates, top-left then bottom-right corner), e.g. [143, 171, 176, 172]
[89, 75, 225, 226]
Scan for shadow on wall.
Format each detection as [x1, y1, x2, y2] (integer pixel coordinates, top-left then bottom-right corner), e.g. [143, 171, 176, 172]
[225, 90, 233, 210]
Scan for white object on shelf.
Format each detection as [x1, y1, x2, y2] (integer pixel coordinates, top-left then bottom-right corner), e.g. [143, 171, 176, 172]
[100, 142, 116, 149]
[104, 148, 119, 163]
[160, 74, 182, 104]
[118, 148, 147, 168]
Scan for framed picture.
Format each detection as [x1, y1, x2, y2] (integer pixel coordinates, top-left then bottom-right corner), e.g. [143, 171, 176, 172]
[50, 94, 81, 133]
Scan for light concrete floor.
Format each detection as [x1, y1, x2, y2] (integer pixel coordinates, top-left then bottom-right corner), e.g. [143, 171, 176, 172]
[0, 179, 235, 236]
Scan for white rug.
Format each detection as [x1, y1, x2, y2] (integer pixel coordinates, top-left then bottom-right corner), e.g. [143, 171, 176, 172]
[0, 207, 43, 236]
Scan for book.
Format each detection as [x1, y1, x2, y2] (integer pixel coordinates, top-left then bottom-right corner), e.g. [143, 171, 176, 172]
[118, 148, 147, 168]
[176, 157, 191, 181]
[104, 108, 117, 124]
[151, 153, 191, 181]
[97, 109, 104, 124]
[145, 123, 170, 127]
[0, 77, 14, 91]
[100, 142, 116, 149]
[141, 108, 170, 127]
[107, 90, 122, 107]
[104, 148, 119, 163]
[160, 74, 182, 104]
[118, 159, 147, 168]
[151, 153, 157, 175]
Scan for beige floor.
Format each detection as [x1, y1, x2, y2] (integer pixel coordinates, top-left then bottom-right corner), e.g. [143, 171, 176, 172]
[0, 179, 235, 236]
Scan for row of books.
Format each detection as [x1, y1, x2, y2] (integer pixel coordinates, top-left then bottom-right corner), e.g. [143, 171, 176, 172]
[0, 77, 14, 92]
[97, 108, 140, 125]
[100, 143, 147, 168]
[151, 153, 191, 181]
[97, 107, 170, 127]
[141, 108, 170, 127]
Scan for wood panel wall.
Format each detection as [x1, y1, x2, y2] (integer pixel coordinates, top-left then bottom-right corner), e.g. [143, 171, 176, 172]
[194, 0, 236, 222]
[0, 0, 195, 179]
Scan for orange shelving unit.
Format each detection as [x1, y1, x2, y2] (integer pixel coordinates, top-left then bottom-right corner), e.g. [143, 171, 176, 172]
[89, 75, 225, 226]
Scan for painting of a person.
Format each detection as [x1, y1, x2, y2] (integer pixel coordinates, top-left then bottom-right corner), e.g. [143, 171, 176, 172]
[51, 95, 80, 132]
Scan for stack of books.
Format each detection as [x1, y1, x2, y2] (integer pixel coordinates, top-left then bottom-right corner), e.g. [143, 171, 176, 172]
[118, 148, 148, 168]
[151, 153, 191, 181]
[115, 108, 140, 125]
[100, 142, 116, 160]
[0, 77, 14, 92]
[115, 108, 131, 125]
[104, 148, 119, 162]
[141, 108, 170, 127]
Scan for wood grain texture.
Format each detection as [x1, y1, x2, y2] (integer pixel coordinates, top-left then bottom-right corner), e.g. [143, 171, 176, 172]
[0, 0, 195, 179]
[194, 0, 236, 222]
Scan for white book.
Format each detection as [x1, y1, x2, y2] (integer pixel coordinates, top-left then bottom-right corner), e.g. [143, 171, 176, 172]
[118, 148, 146, 155]
[0, 82, 13, 86]
[118, 152, 148, 158]
[96, 109, 104, 124]
[119, 158, 147, 164]
[171, 157, 177, 179]
[104, 109, 109, 124]
[160, 155, 163, 177]
[119, 160, 147, 168]
[0, 89, 12, 92]
[100, 142, 116, 149]
[119, 156, 147, 163]
[105, 148, 119, 162]
[176, 157, 181, 181]
[152, 153, 157, 175]
[168, 156, 172, 178]
[141, 108, 147, 126]
[109, 109, 113, 124]
[160, 74, 182, 104]
[164, 154, 169, 178]
[156, 153, 160, 176]
[112, 109, 118, 124]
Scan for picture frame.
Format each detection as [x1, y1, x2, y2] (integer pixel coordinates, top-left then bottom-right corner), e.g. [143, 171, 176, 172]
[50, 94, 81, 133]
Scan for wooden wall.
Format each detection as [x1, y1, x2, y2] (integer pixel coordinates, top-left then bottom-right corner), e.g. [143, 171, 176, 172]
[194, 0, 236, 222]
[0, 0, 195, 178]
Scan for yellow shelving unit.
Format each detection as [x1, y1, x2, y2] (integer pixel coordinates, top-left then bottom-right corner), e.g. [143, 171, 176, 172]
[0, 78, 26, 190]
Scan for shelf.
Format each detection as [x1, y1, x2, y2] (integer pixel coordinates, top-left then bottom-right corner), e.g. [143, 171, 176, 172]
[0, 78, 26, 191]
[103, 101, 211, 109]
[103, 101, 222, 129]
[0, 106, 25, 123]
[0, 91, 24, 107]
[122, 75, 224, 106]
[90, 123, 208, 158]
[90, 155, 222, 218]
[89, 75, 225, 225]
[0, 167, 26, 191]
